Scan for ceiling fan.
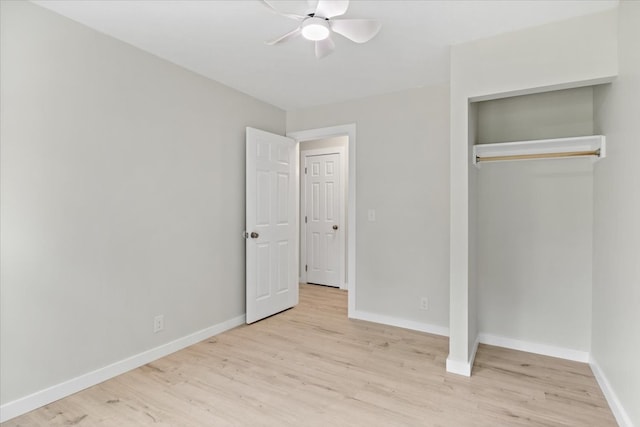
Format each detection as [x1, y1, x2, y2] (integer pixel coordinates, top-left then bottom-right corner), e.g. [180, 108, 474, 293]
[262, 0, 382, 58]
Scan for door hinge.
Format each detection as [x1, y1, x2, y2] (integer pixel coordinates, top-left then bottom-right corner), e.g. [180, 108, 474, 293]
[305, 167, 307, 174]
[305, 265, 308, 272]
[305, 216, 307, 223]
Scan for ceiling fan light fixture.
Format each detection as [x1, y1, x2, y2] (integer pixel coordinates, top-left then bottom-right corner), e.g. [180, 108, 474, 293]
[301, 17, 330, 41]
[263, 0, 380, 58]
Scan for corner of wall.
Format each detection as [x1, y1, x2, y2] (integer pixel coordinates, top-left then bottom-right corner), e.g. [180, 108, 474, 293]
[0, 315, 245, 423]
[589, 356, 635, 427]
[446, 335, 478, 377]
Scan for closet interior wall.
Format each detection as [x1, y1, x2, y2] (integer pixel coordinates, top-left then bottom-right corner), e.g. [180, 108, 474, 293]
[473, 87, 597, 353]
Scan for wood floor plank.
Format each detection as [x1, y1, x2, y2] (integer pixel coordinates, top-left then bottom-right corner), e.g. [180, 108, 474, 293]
[2, 284, 617, 426]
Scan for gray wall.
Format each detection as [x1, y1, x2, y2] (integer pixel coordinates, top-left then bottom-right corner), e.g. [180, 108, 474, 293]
[474, 89, 595, 352]
[287, 85, 451, 329]
[0, 1, 285, 404]
[477, 87, 595, 144]
[476, 160, 594, 351]
[592, 1, 640, 424]
[300, 136, 347, 151]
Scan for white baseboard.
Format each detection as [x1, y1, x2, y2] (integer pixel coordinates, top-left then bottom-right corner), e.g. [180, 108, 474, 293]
[469, 334, 480, 372]
[446, 357, 471, 376]
[349, 310, 449, 337]
[478, 333, 589, 363]
[0, 314, 246, 423]
[590, 356, 634, 427]
[446, 334, 479, 377]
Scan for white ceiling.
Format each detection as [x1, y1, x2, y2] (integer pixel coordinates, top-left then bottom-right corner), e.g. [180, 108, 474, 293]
[32, 0, 617, 110]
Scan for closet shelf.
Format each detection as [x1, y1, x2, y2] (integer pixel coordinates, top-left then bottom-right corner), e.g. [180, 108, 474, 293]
[473, 135, 606, 166]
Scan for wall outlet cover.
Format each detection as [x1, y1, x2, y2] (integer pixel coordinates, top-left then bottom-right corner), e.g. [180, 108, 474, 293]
[153, 315, 164, 333]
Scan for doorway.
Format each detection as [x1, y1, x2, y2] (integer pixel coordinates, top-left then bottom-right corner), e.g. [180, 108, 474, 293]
[287, 124, 356, 316]
[300, 142, 346, 288]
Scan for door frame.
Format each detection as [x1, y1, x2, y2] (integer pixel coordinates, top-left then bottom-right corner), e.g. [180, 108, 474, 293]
[287, 124, 356, 317]
[300, 146, 346, 289]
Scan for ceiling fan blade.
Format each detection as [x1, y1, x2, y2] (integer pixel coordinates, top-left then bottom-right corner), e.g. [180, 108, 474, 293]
[315, 36, 335, 58]
[261, 0, 305, 20]
[330, 19, 381, 43]
[265, 27, 302, 45]
[315, 0, 349, 19]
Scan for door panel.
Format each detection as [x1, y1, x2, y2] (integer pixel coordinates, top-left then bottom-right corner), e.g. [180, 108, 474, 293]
[305, 153, 342, 287]
[246, 127, 297, 324]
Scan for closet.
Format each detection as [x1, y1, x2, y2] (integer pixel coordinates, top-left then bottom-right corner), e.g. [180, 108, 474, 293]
[470, 86, 605, 356]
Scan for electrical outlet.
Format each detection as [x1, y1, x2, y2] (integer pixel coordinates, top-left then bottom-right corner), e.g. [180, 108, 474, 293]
[153, 315, 164, 333]
[419, 297, 429, 311]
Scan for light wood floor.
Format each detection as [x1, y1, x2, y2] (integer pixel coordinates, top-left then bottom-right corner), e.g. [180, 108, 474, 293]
[4, 284, 616, 426]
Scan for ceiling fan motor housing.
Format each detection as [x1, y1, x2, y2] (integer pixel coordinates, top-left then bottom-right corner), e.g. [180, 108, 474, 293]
[301, 17, 331, 41]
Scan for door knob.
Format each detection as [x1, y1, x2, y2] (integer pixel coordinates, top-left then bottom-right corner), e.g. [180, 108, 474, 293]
[250, 232, 259, 239]
[332, 225, 338, 230]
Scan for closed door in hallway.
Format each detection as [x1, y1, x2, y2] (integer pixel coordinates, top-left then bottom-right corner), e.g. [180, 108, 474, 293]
[304, 152, 343, 287]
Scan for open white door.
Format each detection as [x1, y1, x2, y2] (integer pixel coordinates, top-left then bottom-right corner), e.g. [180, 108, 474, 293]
[245, 127, 298, 324]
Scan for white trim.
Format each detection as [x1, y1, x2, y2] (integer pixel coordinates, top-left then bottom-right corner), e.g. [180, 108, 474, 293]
[350, 310, 449, 337]
[473, 135, 605, 166]
[446, 335, 479, 377]
[469, 334, 480, 373]
[478, 333, 589, 363]
[300, 146, 347, 289]
[293, 140, 301, 305]
[0, 315, 245, 423]
[446, 357, 472, 376]
[287, 124, 356, 315]
[590, 356, 634, 427]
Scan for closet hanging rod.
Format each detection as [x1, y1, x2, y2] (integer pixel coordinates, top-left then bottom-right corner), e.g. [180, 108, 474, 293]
[476, 149, 601, 163]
